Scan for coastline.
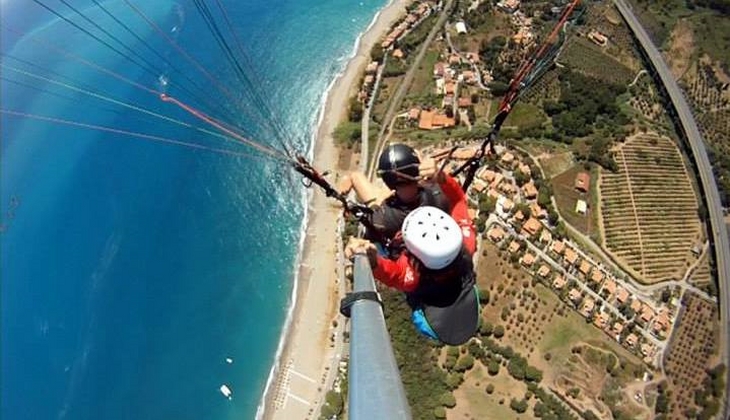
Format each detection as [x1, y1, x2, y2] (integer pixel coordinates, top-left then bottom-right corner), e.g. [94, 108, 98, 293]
[259, 1, 411, 419]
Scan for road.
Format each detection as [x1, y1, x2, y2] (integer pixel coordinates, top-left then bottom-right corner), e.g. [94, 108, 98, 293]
[613, 0, 730, 415]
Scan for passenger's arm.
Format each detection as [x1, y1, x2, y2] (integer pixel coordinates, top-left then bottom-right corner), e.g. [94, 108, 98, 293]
[372, 253, 419, 292]
[439, 173, 476, 254]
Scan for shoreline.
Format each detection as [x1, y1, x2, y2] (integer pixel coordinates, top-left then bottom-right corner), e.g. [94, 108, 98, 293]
[259, 1, 411, 419]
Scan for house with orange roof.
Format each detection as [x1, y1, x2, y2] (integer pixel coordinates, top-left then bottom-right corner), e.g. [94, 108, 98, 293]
[465, 52, 480, 63]
[551, 240, 565, 255]
[569, 288, 582, 303]
[538, 264, 550, 278]
[591, 269, 604, 284]
[521, 252, 536, 267]
[445, 82, 455, 95]
[479, 169, 496, 183]
[487, 225, 506, 243]
[523, 217, 542, 237]
[490, 173, 505, 189]
[518, 163, 531, 176]
[392, 49, 404, 59]
[513, 210, 525, 222]
[452, 147, 478, 160]
[552, 276, 566, 290]
[612, 321, 624, 337]
[408, 108, 420, 120]
[522, 182, 538, 199]
[652, 310, 670, 337]
[588, 30, 608, 47]
[579, 260, 592, 276]
[508, 240, 521, 253]
[615, 288, 629, 305]
[366, 61, 379, 74]
[448, 53, 461, 66]
[630, 298, 643, 314]
[501, 152, 515, 166]
[603, 279, 617, 297]
[593, 311, 609, 328]
[530, 202, 547, 219]
[564, 248, 579, 266]
[639, 304, 656, 326]
[364, 75, 375, 86]
[580, 298, 595, 318]
[575, 172, 590, 193]
[499, 182, 517, 196]
[418, 110, 455, 130]
[625, 333, 638, 348]
[462, 70, 476, 84]
[433, 62, 446, 78]
[472, 182, 486, 194]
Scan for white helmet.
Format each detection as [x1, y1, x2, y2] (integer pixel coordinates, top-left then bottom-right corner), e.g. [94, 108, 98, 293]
[402, 206, 463, 270]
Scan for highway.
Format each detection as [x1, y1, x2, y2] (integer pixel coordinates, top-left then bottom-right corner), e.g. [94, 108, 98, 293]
[613, 0, 730, 416]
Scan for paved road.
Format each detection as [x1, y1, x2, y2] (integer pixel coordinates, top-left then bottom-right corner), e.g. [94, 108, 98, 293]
[613, 0, 730, 415]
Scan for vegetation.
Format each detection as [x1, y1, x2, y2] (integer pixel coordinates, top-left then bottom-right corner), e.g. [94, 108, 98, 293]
[601, 134, 702, 283]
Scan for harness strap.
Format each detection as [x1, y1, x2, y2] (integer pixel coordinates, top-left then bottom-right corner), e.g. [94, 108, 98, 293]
[339, 291, 383, 318]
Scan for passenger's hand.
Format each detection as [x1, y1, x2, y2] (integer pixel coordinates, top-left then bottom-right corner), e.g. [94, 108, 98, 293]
[344, 238, 378, 268]
[337, 174, 353, 195]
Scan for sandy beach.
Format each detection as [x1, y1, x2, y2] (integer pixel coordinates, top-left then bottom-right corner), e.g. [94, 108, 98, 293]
[260, 1, 411, 419]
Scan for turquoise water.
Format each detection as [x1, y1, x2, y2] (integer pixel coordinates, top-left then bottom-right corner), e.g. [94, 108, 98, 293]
[0, 0, 385, 418]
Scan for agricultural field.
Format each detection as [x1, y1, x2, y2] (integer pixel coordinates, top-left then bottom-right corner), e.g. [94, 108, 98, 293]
[662, 293, 722, 419]
[559, 37, 635, 85]
[600, 133, 703, 284]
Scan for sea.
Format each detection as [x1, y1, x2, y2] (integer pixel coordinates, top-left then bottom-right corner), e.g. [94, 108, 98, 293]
[0, 0, 386, 418]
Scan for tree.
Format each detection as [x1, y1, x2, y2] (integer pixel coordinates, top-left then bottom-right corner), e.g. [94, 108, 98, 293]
[433, 406, 447, 419]
[440, 392, 457, 408]
[488, 360, 500, 376]
[510, 398, 528, 413]
[454, 355, 475, 372]
[479, 288, 490, 304]
[348, 97, 364, 122]
[480, 320, 494, 336]
[488, 81, 509, 96]
[494, 325, 505, 338]
[486, 383, 495, 394]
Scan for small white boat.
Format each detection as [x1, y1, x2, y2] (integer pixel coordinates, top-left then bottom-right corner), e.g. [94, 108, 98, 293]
[220, 384, 232, 400]
[225, 357, 233, 364]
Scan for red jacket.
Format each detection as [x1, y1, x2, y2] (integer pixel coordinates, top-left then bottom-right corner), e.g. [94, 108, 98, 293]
[372, 174, 476, 292]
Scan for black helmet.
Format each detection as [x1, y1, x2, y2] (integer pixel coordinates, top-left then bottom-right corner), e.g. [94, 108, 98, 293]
[377, 144, 420, 189]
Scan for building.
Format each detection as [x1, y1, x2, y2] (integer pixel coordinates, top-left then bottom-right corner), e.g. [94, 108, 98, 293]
[552, 276, 566, 290]
[630, 298, 643, 314]
[488, 225, 506, 242]
[575, 172, 590, 193]
[639, 304, 656, 325]
[408, 107, 420, 120]
[530, 202, 546, 219]
[569, 288, 582, 303]
[497, 0, 520, 14]
[518, 163, 531, 176]
[580, 298, 595, 317]
[612, 321, 624, 337]
[625, 333, 638, 348]
[523, 217, 542, 237]
[521, 253, 536, 267]
[564, 248, 579, 266]
[392, 49, 404, 59]
[575, 199, 588, 215]
[538, 264, 550, 278]
[616, 287, 630, 305]
[551, 240, 565, 255]
[588, 30, 608, 46]
[514, 210, 525, 222]
[590, 269, 604, 284]
[455, 21, 467, 34]
[522, 182, 538, 199]
[418, 110, 455, 130]
[365, 61, 379, 74]
[508, 240, 521, 253]
[594, 311, 609, 328]
[579, 260, 592, 276]
[501, 152, 515, 166]
[433, 62, 446, 78]
[478, 169, 497, 183]
[603, 279, 617, 297]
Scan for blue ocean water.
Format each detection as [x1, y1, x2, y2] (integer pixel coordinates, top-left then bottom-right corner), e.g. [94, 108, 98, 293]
[0, 0, 385, 418]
